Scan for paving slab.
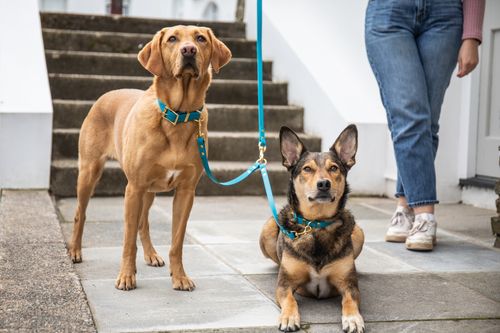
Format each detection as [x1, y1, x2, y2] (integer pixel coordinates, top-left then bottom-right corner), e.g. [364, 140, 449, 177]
[187, 219, 265, 244]
[74, 245, 236, 281]
[308, 319, 500, 333]
[437, 272, 500, 303]
[355, 245, 421, 273]
[0, 190, 95, 332]
[368, 240, 500, 273]
[206, 242, 279, 275]
[58, 196, 168, 223]
[82, 275, 280, 332]
[59, 219, 179, 248]
[245, 273, 500, 323]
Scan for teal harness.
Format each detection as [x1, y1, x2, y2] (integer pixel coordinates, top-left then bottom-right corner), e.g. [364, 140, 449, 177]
[157, 0, 331, 239]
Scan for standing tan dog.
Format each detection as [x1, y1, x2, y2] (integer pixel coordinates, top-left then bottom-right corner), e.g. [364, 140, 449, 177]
[69, 26, 231, 291]
[260, 125, 365, 332]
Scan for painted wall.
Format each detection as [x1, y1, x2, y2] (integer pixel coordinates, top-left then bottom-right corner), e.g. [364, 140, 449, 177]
[244, 0, 478, 202]
[0, 0, 53, 188]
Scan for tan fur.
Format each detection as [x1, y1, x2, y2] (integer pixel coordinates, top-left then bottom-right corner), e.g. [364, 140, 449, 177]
[70, 26, 231, 291]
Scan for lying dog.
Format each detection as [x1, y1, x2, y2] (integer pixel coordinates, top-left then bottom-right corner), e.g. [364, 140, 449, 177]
[260, 125, 365, 333]
[69, 26, 231, 291]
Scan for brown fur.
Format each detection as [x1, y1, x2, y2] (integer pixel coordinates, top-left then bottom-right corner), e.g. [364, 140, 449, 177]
[70, 26, 231, 291]
[259, 125, 365, 332]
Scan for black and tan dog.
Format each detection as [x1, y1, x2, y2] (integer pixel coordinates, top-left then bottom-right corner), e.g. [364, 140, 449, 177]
[260, 125, 365, 333]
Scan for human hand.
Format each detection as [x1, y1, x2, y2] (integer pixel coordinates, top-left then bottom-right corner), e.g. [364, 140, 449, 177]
[457, 39, 480, 78]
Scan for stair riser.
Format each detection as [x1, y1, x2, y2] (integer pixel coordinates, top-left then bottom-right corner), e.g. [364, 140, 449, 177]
[43, 31, 255, 58]
[50, 166, 289, 197]
[41, 13, 246, 38]
[48, 76, 288, 105]
[45, 52, 272, 80]
[51, 132, 321, 161]
[53, 102, 304, 132]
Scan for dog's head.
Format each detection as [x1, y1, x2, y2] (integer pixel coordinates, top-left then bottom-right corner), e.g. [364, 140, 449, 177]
[137, 25, 232, 79]
[280, 125, 358, 220]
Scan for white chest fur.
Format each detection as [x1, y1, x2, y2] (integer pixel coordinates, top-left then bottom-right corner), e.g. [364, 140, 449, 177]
[165, 170, 181, 181]
[305, 267, 332, 299]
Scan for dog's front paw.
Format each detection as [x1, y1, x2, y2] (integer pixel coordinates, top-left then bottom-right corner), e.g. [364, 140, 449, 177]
[279, 310, 300, 332]
[172, 275, 195, 291]
[144, 252, 165, 267]
[115, 271, 137, 291]
[69, 247, 82, 263]
[342, 313, 364, 333]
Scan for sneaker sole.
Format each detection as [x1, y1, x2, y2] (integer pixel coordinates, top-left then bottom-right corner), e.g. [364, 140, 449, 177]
[385, 234, 407, 243]
[406, 237, 437, 251]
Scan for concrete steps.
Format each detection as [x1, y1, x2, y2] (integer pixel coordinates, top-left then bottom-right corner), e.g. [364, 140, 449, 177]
[48, 74, 287, 104]
[45, 50, 272, 80]
[52, 129, 320, 161]
[52, 100, 304, 132]
[41, 12, 321, 197]
[51, 160, 289, 197]
[42, 29, 256, 58]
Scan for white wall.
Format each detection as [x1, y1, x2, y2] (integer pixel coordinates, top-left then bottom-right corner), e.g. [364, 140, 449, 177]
[0, 0, 53, 189]
[245, 0, 478, 202]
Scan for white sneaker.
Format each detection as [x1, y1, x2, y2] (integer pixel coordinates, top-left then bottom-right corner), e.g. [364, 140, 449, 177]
[385, 206, 414, 243]
[405, 213, 437, 251]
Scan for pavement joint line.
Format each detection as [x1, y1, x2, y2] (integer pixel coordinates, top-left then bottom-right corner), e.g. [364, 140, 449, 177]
[361, 245, 424, 272]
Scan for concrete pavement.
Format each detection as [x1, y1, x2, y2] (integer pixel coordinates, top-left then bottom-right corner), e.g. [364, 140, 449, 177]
[1, 190, 499, 332]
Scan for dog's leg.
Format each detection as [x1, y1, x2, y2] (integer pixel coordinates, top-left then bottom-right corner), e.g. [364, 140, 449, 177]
[139, 192, 165, 267]
[259, 217, 280, 264]
[328, 256, 365, 333]
[70, 157, 105, 263]
[275, 252, 310, 332]
[115, 184, 145, 291]
[169, 187, 195, 291]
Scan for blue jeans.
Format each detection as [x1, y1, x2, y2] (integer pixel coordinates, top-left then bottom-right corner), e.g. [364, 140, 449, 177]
[365, 0, 463, 207]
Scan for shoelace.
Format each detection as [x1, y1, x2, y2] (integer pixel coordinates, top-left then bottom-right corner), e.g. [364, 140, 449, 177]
[390, 211, 412, 226]
[409, 219, 430, 236]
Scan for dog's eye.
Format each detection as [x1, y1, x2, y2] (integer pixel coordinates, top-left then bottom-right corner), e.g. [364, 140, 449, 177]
[329, 165, 338, 172]
[168, 36, 177, 42]
[197, 35, 207, 43]
[303, 166, 312, 173]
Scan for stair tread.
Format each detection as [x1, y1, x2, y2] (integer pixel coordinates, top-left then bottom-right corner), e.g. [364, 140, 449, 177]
[52, 128, 318, 139]
[44, 49, 266, 62]
[48, 73, 277, 84]
[52, 158, 286, 171]
[42, 28, 251, 42]
[52, 99, 301, 110]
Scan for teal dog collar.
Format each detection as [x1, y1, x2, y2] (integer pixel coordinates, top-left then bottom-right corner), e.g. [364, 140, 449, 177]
[157, 99, 203, 125]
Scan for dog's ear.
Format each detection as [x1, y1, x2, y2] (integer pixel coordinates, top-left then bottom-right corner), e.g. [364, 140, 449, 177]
[207, 28, 232, 73]
[280, 127, 306, 170]
[138, 29, 166, 77]
[330, 124, 358, 169]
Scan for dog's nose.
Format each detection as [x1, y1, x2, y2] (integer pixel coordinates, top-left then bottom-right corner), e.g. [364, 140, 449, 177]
[317, 180, 331, 191]
[181, 44, 197, 57]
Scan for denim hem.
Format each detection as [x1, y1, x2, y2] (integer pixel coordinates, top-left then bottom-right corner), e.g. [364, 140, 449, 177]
[408, 200, 439, 208]
[394, 192, 405, 198]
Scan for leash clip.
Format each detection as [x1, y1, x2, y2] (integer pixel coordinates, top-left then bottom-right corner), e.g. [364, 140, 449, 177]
[257, 143, 267, 165]
[195, 111, 204, 138]
[292, 221, 313, 238]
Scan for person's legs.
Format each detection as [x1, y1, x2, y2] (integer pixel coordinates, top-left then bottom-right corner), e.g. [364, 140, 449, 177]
[365, 0, 436, 242]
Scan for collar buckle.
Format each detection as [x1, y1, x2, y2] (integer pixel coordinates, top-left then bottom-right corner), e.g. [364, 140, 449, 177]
[166, 110, 180, 125]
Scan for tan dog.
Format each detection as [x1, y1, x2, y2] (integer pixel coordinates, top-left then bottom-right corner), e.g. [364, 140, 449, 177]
[69, 26, 231, 291]
[260, 125, 365, 332]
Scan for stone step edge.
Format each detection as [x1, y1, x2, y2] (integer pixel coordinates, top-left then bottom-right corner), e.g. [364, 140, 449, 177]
[42, 28, 253, 42]
[52, 99, 303, 111]
[52, 129, 317, 140]
[48, 73, 279, 84]
[44, 49, 268, 64]
[52, 159, 286, 172]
